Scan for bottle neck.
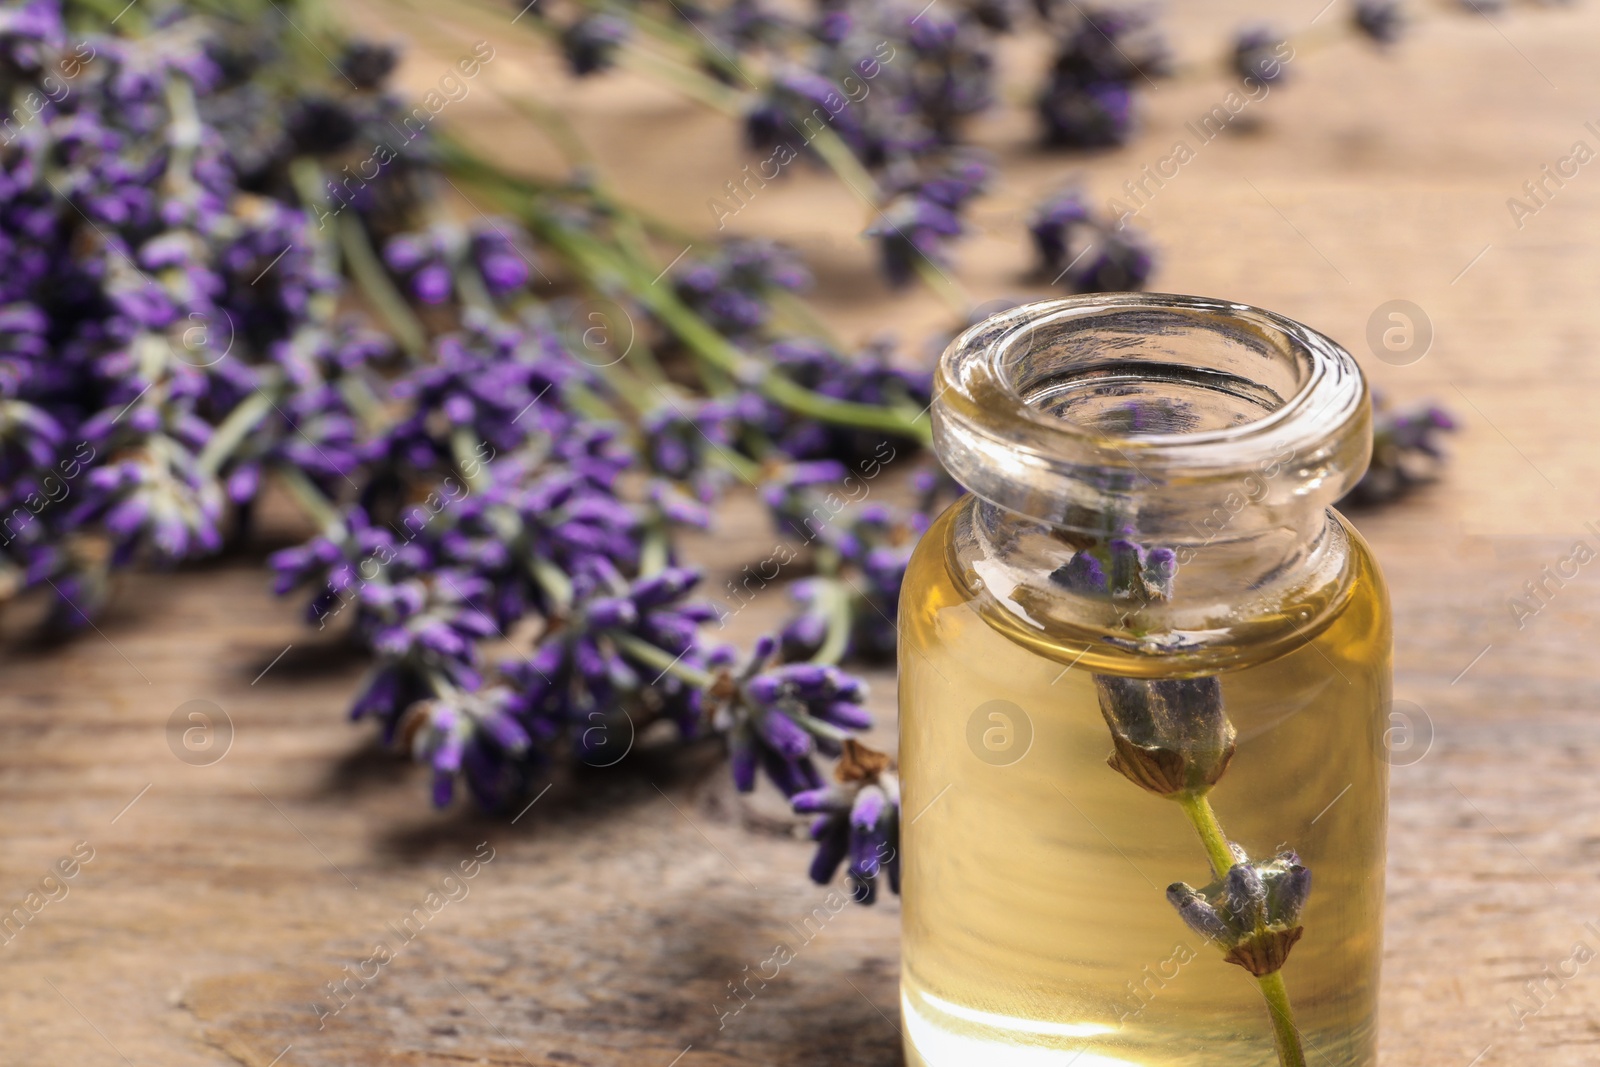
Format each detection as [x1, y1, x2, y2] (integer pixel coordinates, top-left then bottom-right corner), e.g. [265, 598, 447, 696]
[930, 293, 1371, 674]
[944, 492, 1358, 677]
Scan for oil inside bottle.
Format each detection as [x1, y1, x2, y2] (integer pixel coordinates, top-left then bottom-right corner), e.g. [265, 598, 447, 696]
[898, 500, 1390, 1067]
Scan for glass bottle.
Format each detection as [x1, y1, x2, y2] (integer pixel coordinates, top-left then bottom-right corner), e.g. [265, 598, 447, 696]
[899, 294, 1390, 1067]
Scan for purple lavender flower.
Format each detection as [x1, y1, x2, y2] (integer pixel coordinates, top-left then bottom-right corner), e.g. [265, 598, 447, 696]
[67, 403, 222, 567]
[766, 338, 931, 462]
[339, 41, 399, 91]
[640, 399, 738, 527]
[285, 95, 360, 155]
[502, 562, 724, 751]
[1168, 849, 1310, 976]
[674, 239, 809, 338]
[1061, 223, 1154, 293]
[791, 740, 900, 903]
[899, 8, 995, 141]
[0, 1, 66, 76]
[1339, 399, 1455, 507]
[470, 221, 537, 297]
[1037, 6, 1166, 148]
[867, 157, 988, 288]
[562, 14, 630, 77]
[381, 315, 573, 464]
[1232, 26, 1290, 85]
[716, 640, 872, 797]
[1029, 188, 1093, 274]
[1353, 1, 1405, 44]
[384, 229, 454, 305]
[403, 683, 535, 810]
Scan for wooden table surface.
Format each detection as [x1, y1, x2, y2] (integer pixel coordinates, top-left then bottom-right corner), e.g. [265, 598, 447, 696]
[7, 2, 1600, 1064]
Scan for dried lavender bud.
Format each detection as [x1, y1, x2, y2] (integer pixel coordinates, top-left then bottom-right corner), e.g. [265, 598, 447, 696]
[562, 14, 629, 77]
[1353, 0, 1405, 44]
[1231, 26, 1290, 85]
[1166, 882, 1230, 942]
[1029, 188, 1092, 273]
[285, 96, 360, 154]
[1036, 6, 1166, 148]
[340, 40, 398, 90]
[1094, 675, 1235, 797]
[791, 739, 900, 903]
[1168, 850, 1311, 976]
[1338, 398, 1455, 508]
[1050, 551, 1106, 594]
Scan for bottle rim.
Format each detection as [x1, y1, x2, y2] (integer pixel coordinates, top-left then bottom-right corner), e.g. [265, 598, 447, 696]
[931, 293, 1371, 528]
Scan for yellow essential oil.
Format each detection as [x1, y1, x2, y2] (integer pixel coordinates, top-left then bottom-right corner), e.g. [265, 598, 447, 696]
[899, 501, 1389, 1067]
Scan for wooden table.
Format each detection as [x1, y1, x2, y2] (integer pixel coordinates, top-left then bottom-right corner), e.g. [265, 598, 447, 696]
[5, 2, 1600, 1063]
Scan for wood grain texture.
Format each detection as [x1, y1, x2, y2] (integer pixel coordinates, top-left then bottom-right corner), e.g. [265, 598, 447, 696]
[6, 2, 1600, 1063]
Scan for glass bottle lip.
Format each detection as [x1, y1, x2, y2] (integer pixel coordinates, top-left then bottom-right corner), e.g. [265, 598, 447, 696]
[931, 293, 1371, 528]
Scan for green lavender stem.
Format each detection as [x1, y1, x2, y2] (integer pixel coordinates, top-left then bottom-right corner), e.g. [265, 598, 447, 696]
[607, 630, 718, 690]
[1258, 971, 1308, 1067]
[196, 382, 279, 477]
[1176, 790, 1308, 1067]
[1175, 791, 1234, 879]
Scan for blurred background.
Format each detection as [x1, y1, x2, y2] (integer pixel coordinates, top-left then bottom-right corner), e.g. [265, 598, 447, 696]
[0, 0, 1595, 1064]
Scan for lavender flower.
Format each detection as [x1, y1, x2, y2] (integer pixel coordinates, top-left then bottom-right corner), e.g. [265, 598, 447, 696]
[1232, 26, 1290, 85]
[502, 562, 724, 752]
[1168, 849, 1310, 976]
[384, 229, 455, 305]
[674, 239, 809, 338]
[403, 682, 537, 810]
[1094, 675, 1235, 797]
[1050, 537, 1175, 603]
[716, 638, 872, 797]
[867, 156, 988, 287]
[1353, 1, 1405, 44]
[562, 14, 630, 77]
[765, 338, 930, 463]
[1029, 188, 1092, 274]
[1037, 6, 1167, 148]
[1029, 189, 1156, 292]
[339, 41, 398, 90]
[1339, 398, 1455, 508]
[791, 740, 900, 903]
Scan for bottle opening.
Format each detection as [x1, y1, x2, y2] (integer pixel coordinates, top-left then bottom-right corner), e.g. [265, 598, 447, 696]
[933, 293, 1369, 530]
[997, 300, 1310, 439]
